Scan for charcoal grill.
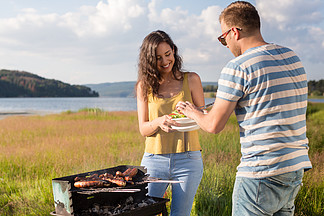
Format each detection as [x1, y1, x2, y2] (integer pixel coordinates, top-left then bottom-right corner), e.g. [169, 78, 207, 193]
[51, 165, 169, 216]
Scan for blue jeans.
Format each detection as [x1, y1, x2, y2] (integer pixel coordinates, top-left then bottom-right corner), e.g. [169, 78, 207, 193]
[232, 169, 304, 216]
[141, 151, 203, 216]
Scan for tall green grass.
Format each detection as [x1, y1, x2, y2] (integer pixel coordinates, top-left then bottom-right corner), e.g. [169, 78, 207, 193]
[0, 104, 323, 215]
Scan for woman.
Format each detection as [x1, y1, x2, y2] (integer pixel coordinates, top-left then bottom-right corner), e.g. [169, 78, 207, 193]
[136, 30, 205, 216]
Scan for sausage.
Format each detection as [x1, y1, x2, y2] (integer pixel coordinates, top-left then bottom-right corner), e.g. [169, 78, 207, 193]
[123, 168, 138, 181]
[74, 168, 138, 188]
[107, 178, 126, 187]
[125, 168, 138, 178]
[74, 180, 104, 188]
[122, 168, 132, 176]
[124, 176, 132, 181]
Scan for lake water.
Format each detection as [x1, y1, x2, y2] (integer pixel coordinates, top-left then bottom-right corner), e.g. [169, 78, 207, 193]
[308, 98, 324, 103]
[0, 97, 322, 116]
[0, 97, 217, 115]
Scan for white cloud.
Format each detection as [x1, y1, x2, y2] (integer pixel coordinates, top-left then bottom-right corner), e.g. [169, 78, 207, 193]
[256, 0, 324, 66]
[59, 0, 146, 37]
[0, 0, 323, 84]
[146, 2, 224, 67]
[199, 6, 222, 41]
[257, 0, 323, 30]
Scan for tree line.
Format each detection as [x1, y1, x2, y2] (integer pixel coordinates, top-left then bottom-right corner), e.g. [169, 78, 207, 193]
[308, 79, 324, 96]
[203, 85, 218, 92]
[0, 69, 99, 97]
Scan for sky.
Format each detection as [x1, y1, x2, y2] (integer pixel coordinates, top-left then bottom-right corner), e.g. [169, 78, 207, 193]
[0, 0, 323, 85]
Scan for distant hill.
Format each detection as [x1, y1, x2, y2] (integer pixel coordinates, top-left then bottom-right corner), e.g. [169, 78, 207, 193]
[86, 82, 136, 97]
[0, 69, 99, 97]
[86, 81, 218, 97]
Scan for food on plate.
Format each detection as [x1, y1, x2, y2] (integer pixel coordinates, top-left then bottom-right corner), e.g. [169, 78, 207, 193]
[169, 110, 186, 119]
[73, 167, 139, 188]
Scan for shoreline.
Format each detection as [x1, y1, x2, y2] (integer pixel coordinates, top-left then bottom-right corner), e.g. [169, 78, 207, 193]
[0, 111, 55, 120]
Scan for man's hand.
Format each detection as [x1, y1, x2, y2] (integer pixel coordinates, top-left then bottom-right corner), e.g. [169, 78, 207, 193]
[176, 101, 202, 119]
[177, 98, 236, 134]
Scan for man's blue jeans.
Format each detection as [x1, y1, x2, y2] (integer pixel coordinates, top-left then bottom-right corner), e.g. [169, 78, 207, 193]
[141, 151, 203, 216]
[232, 169, 304, 216]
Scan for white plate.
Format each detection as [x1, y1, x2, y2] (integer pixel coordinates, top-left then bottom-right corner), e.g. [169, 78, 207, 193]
[171, 124, 200, 132]
[171, 117, 196, 124]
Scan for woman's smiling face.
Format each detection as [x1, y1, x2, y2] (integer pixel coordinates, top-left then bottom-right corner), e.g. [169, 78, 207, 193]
[156, 41, 175, 75]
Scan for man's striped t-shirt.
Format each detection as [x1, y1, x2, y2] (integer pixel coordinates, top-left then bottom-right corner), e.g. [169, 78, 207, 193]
[216, 44, 312, 178]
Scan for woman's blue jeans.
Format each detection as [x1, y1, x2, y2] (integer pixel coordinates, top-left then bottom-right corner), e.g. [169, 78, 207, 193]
[141, 151, 203, 216]
[232, 169, 304, 216]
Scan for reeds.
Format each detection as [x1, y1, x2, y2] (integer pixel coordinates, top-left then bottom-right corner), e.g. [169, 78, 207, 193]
[0, 104, 323, 215]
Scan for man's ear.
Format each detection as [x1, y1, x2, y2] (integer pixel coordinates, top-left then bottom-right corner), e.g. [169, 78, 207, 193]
[232, 27, 240, 40]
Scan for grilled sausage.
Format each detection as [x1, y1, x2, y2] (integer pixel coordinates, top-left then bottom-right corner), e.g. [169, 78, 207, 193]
[107, 178, 126, 187]
[122, 168, 132, 176]
[128, 168, 138, 177]
[123, 168, 138, 181]
[74, 168, 138, 188]
[124, 176, 132, 181]
[74, 180, 104, 188]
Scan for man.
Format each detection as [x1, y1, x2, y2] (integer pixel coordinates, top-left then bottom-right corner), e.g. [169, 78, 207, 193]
[176, 1, 312, 215]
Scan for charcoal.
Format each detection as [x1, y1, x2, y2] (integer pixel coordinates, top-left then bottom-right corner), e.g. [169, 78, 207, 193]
[78, 196, 162, 215]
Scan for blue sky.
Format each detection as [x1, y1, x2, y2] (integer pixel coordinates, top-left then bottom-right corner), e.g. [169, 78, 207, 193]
[0, 0, 323, 84]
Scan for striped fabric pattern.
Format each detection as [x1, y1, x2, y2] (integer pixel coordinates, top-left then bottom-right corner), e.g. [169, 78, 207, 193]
[216, 44, 312, 178]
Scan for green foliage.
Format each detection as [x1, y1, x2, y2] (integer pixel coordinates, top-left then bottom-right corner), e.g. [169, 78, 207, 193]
[306, 102, 321, 117]
[77, 108, 104, 114]
[295, 181, 324, 216]
[306, 103, 324, 154]
[195, 164, 235, 216]
[0, 69, 99, 97]
[206, 92, 215, 98]
[308, 79, 324, 96]
[203, 85, 218, 92]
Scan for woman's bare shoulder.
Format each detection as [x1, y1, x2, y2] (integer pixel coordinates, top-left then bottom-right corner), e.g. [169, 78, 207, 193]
[187, 72, 202, 83]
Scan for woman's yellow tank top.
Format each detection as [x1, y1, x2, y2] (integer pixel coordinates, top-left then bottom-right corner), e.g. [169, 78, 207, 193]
[145, 72, 201, 154]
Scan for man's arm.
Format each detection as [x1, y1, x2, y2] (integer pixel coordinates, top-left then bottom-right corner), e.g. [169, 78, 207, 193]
[177, 97, 237, 134]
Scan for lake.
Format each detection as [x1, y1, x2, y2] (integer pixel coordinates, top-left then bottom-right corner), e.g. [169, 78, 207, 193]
[0, 97, 322, 117]
[0, 97, 137, 115]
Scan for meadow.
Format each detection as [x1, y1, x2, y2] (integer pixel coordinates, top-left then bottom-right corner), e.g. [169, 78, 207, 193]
[0, 104, 323, 216]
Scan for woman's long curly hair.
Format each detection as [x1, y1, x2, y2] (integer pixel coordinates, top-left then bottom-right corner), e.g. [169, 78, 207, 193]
[136, 30, 183, 101]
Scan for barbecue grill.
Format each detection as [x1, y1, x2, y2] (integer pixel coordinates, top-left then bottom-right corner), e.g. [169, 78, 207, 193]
[51, 165, 169, 216]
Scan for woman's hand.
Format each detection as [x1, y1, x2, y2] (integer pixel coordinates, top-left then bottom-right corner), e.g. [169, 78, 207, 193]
[158, 115, 179, 132]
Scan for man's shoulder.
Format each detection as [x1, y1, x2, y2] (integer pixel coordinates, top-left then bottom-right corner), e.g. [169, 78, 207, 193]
[229, 43, 298, 68]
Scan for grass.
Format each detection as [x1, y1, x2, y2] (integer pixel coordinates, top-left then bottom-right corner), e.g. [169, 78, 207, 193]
[0, 105, 323, 215]
[308, 95, 324, 99]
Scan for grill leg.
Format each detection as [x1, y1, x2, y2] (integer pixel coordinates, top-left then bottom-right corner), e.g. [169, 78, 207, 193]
[162, 203, 168, 216]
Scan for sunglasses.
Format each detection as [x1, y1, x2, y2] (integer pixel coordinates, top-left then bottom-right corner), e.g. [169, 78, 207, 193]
[218, 27, 242, 46]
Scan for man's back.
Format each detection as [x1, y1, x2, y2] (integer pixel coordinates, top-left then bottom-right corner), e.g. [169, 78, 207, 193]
[216, 44, 312, 178]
